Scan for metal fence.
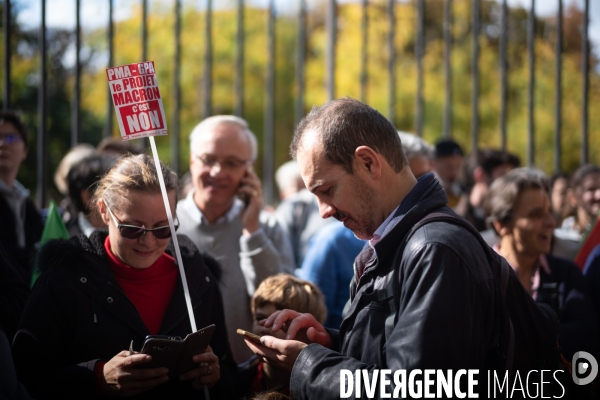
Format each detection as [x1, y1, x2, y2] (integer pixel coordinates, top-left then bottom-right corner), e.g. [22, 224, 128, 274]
[1, 0, 593, 207]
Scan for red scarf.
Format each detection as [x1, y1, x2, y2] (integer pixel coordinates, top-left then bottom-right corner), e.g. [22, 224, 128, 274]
[104, 236, 177, 334]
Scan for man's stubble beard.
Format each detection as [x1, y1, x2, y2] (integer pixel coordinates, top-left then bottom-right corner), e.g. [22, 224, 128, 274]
[346, 175, 378, 241]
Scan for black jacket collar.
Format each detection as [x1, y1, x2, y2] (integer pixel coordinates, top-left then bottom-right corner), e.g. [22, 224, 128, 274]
[373, 177, 449, 268]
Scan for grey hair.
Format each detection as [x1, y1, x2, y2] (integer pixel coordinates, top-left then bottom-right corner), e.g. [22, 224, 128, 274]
[275, 160, 301, 193]
[189, 115, 258, 161]
[483, 167, 549, 232]
[397, 131, 434, 160]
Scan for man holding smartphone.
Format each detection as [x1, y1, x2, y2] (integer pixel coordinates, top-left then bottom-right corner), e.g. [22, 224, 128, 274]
[177, 116, 294, 365]
[244, 99, 509, 399]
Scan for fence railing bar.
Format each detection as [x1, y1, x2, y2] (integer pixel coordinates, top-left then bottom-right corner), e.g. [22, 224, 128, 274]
[37, 0, 47, 208]
[172, 0, 181, 174]
[263, 0, 275, 205]
[326, 0, 336, 101]
[72, 0, 81, 147]
[142, 0, 148, 61]
[554, 0, 562, 172]
[581, 0, 589, 165]
[202, 0, 212, 119]
[106, 0, 113, 138]
[389, 0, 396, 126]
[415, 0, 423, 136]
[527, 0, 535, 167]
[234, 0, 244, 117]
[3, 0, 11, 110]
[470, 0, 479, 151]
[443, 0, 452, 138]
[499, 0, 507, 150]
[360, 0, 367, 103]
[294, 0, 306, 127]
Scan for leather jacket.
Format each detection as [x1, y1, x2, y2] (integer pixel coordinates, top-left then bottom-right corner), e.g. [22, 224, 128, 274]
[12, 231, 238, 400]
[290, 176, 497, 399]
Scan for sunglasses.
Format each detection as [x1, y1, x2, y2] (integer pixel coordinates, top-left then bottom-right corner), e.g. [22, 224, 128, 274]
[105, 203, 178, 240]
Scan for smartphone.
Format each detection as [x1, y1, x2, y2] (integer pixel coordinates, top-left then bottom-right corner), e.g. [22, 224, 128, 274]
[237, 329, 263, 344]
[138, 336, 184, 372]
[237, 169, 251, 207]
[175, 324, 216, 376]
[137, 324, 216, 376]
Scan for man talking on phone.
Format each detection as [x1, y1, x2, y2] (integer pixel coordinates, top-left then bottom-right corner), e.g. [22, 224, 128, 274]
[177, 116, 294, 365]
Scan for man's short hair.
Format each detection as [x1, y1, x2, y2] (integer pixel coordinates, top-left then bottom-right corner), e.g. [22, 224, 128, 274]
[251, 273, 327, 325]
[0, 111, 29, 147]
[398, 131, 434, 160]
[435, 138, 464, 158]
[570, 164, 600, 193]
[483, 168, 549, 232]
[67, 154, 118, 214]
[189, 115, 258, 161]
[97, 137, 141, 156]
[463, 148, 521, 189]
[290, 98, 407, 173]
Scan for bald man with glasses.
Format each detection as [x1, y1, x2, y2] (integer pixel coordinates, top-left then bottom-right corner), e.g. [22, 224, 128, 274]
[177, 115, 294, 364]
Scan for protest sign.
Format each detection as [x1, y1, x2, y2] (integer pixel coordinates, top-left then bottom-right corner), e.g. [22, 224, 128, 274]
[105, 61, 197, 335]
[106, 61, 168, 140]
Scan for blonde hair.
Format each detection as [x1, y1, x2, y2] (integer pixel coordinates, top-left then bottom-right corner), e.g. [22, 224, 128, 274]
[93, 154, 179, 211]
[251, 274, 327, 324]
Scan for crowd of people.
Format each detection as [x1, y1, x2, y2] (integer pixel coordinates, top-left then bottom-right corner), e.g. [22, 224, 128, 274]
[1, 100, 599, 399]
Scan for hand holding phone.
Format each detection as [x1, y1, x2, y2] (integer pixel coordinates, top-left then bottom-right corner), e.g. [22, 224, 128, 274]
[237, 329, 263, 344]
[136, 325, 215, 377]
[238, 168, 262, 235]
[237, 169, 253, 208]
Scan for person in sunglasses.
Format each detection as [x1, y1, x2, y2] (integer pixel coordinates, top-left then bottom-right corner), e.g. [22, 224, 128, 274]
[12, 154, 238, 400]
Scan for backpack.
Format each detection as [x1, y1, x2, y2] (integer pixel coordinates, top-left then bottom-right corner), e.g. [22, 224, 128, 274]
[377, 208, 561, 374]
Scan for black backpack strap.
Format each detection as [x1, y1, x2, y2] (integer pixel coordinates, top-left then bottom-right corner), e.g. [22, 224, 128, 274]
[499, 256, 515, 372]
[381, 208, 515, 374]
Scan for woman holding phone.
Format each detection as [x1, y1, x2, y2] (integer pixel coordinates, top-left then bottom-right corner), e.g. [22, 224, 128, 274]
[12, 154, 237, 399]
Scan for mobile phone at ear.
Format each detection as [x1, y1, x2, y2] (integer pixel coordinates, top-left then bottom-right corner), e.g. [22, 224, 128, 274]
[237, 169, 252, 207]
[237, 329, 263, 344]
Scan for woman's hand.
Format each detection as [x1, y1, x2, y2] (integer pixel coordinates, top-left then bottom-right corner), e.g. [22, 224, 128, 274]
[178, 345, 220, 391]
[102, 351, 169, 397]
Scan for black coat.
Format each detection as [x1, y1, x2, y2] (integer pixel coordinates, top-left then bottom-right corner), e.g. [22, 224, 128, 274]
[12, 231, 238, 400]
[290, 178, 498, 399]
[0, 194, 43, 283]
[537, 254, 598, 359]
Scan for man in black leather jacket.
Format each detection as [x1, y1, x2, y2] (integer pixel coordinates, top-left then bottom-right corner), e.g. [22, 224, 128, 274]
[244, 98, 498, 399]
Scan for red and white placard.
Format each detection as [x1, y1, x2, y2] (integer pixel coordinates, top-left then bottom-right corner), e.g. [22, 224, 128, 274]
[106, 61, 168, 140]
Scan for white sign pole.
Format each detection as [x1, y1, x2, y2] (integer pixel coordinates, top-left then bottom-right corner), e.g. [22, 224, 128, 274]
[148, 136, 197, 333]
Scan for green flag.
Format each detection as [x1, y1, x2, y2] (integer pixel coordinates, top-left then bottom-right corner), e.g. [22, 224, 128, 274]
[31, 200, 70, 287]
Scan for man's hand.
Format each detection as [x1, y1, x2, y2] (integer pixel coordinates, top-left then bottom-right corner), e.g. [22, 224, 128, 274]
[178, 345, 220, 391]
[239, 168, 263, 236]
[244, 336, 307, 372]
[102, 351, 169, 397]
[261, 309, 332, 348]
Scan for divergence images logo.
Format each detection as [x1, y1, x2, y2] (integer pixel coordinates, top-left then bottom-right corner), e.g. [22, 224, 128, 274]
[572, 351, 598, 385]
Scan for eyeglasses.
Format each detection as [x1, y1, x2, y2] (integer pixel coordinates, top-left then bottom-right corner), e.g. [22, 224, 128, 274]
[105, 203, 178, 240]
[195, 154, 250, 171]
[0, 133, 22, 144]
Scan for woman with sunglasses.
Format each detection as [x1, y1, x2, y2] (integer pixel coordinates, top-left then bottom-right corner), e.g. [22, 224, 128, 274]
[12, 154, 238, 400]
